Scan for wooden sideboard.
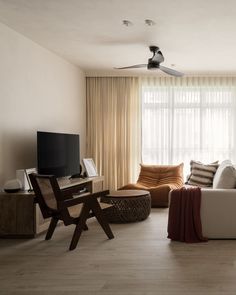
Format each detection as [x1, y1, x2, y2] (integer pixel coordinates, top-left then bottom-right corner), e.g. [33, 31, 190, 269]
[0, 176, 104, 238]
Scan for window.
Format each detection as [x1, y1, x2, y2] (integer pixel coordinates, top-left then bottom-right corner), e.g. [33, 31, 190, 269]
[142, 85, 236, 174]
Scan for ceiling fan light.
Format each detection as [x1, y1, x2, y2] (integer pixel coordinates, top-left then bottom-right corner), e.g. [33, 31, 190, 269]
[148, 59, 159, 69]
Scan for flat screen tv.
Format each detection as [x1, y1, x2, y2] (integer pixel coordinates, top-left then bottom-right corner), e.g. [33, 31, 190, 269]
[37, 131, 80, 178]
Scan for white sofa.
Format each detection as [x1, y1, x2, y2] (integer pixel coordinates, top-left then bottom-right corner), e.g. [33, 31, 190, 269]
[201, 160, 236, 238]
[201, 188, 236, 239]
[169, 160, 236, 239]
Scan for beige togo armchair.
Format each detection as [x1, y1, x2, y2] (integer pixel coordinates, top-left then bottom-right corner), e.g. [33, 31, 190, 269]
[120, 163, 184, 207]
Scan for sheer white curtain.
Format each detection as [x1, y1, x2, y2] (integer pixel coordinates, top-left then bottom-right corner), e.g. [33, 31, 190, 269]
[141, 77, 236, 175]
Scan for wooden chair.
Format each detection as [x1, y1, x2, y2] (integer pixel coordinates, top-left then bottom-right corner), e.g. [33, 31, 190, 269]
[29, 173, 114, 250]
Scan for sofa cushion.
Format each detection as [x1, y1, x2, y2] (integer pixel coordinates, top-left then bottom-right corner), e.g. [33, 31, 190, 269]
[201, 188, 236, 238]
[137, 163, 184, 188]
[213, 160, 236, 189]
[186, 160, 218, 187]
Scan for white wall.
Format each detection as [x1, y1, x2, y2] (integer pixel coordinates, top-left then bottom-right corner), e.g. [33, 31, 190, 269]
[0, 22, 86, 186]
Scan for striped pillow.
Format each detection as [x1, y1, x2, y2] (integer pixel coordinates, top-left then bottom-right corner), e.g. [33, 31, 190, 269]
[186, 160, 219, 187]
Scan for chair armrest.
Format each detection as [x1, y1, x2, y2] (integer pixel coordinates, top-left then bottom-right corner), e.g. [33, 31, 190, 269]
[62, 193, 90, 207]
[59, 190, 110, 208]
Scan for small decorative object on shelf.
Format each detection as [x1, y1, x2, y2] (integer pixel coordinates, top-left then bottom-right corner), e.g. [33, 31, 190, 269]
[3, 179, 22, 193]
[16, 168, 37, 191]
[25, 168, 37, 191]
[83, 158, 98, 177]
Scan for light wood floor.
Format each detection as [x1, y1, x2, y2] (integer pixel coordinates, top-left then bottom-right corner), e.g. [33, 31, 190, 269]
[1, 209, 236, 295]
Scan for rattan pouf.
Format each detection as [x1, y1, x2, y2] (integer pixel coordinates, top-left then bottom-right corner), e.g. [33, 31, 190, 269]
[101, 190, 151, 223]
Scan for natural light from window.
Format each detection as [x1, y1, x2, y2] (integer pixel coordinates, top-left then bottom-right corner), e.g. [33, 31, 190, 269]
[141, 85, 236, 176]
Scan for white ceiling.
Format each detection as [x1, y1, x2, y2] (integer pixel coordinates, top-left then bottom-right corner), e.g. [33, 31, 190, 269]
[0, 0, 236, 76]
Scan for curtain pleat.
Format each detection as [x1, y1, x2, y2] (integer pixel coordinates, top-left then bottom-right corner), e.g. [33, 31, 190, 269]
[86, 77, 141, 190]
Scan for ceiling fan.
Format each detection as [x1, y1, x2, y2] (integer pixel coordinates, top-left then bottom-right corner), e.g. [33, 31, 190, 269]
[115, 46, 184, 77]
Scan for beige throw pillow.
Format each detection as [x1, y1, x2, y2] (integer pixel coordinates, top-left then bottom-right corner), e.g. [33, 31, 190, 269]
[213, 160, 236, 189]
[187, 160, 218, 187]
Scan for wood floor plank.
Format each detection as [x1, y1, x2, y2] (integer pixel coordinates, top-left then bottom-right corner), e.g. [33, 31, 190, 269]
[0, 209, 236, 294]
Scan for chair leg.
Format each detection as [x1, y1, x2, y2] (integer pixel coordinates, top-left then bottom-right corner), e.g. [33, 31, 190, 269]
[69, 204, 90, 251]
[45, 217, 58, 240]
[91, 199, 114, 239]
[83, 223, 89, 231]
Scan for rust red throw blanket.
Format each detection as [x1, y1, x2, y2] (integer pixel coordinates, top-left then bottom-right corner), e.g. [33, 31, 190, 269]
[167, 187, 208, 243]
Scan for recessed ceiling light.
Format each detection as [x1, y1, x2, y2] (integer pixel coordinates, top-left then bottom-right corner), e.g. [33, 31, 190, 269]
[122, 20, 133, 27]
[145, 19, 156, 26]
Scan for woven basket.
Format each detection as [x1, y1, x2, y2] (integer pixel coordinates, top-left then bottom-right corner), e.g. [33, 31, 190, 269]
[101, 192, 151, 223]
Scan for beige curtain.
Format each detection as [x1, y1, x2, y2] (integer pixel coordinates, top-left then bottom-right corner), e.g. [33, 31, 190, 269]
[86, 77, 141, 190]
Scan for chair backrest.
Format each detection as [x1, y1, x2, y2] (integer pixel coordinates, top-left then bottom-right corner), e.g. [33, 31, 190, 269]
[29, 173, 63, 218]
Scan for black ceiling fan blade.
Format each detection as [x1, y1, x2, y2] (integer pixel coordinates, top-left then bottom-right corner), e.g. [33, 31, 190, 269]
[114, 64, 147, 69]
[159, 65, 184, 77]
[152, 51, 164, 63]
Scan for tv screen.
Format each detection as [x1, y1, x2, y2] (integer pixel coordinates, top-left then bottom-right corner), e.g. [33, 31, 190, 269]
[37, 131, 80, 178]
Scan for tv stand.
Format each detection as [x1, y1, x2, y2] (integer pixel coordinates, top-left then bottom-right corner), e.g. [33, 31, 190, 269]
[0, 176, 104, 238]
